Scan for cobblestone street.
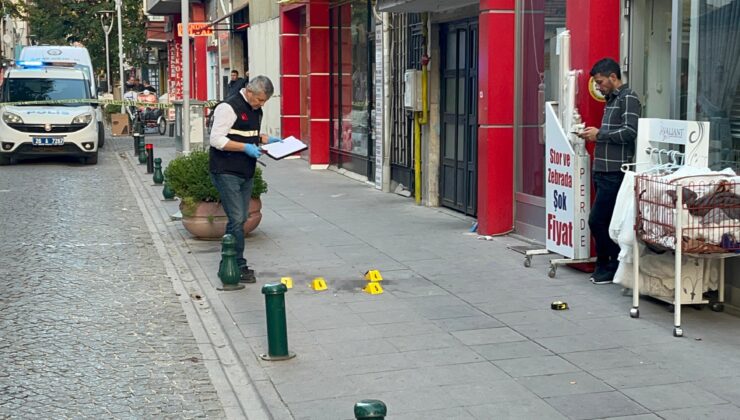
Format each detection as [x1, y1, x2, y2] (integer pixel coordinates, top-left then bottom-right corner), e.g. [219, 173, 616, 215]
[0, 144, 225, 418]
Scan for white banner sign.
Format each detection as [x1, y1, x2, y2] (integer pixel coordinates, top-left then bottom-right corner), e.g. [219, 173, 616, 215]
[545, 102, 590, 259]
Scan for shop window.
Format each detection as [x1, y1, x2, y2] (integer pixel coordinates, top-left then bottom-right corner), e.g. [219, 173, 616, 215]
[517, 0, 566, 198]
[329, 2, 374, 159]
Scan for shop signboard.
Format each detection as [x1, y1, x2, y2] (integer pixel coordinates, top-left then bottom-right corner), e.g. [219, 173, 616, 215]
[374, 23, 384, 189]
[545, 101, 590, 259]
[177, 23, 214, 37]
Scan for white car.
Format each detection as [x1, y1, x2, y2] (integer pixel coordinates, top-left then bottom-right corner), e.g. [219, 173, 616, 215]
[0, 63, 102, 165]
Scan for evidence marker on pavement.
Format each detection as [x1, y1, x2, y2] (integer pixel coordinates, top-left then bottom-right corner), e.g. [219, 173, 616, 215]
[364, 270, 383, 282]
[310, 277, 327, 291]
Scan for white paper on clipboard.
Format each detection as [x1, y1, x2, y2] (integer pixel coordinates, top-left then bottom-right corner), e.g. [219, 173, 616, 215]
[260, 136, 308, 160]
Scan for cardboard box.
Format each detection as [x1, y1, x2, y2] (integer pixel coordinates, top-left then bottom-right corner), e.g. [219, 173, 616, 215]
[111, 114, 130, 136]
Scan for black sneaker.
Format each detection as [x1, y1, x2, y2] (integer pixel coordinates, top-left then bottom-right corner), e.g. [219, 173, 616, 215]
[591, 267, 616, 285]
[239, 266, 256, 284]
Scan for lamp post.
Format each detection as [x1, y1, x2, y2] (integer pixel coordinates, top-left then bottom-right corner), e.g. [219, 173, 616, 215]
[115, 0, 125, 102]
[96, 10, 114, 94]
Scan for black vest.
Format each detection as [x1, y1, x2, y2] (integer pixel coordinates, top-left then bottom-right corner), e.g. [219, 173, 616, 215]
[209, 94, 262, 179]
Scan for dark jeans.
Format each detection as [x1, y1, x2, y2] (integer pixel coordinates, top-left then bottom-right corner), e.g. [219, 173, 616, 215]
[589, 171, 624, 266]
[210, 172, 254, 267]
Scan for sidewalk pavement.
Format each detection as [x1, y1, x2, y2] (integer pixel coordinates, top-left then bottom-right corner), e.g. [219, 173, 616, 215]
[119, 135, 740, 420]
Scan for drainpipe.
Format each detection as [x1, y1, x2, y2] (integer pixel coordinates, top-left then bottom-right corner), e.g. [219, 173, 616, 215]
[382, 12, 391, 192]
[414, 13, 430, 205]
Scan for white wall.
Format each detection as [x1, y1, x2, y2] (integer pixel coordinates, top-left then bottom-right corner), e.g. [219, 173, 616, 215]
[247, 18, 281, 137]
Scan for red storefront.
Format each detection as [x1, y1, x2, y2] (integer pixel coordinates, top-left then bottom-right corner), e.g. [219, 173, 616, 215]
[279, 0, 621, 238]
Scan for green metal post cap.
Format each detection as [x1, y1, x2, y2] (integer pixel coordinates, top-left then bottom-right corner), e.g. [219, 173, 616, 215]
[221, 234, 236, 246]
[154, 157, 162, 163]
[261, 283, 288, 295]
[354, 399, 387, 419]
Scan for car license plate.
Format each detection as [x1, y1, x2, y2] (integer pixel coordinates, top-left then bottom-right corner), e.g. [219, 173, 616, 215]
[32, 137, 64, 146]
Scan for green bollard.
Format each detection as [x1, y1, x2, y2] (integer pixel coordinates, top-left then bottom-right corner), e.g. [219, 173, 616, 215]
[354, 400, 387, 420]
[153, 158, 164, 185]
[138, 140, 147, 164]
[162, 179, 175, 200]
[259, 283, 296, 361]
[218, 234, 245, 291]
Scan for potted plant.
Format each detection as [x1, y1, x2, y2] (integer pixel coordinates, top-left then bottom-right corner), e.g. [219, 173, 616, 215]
[163, 150, 267, 239]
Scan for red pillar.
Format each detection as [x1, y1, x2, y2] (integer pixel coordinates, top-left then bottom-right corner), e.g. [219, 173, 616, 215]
[477, 0, 516, 235]
[307, 1, 330, 165]
[280, 7, 303, 145]
[192, 5, 208, 101]
[567, 0, 621, 134]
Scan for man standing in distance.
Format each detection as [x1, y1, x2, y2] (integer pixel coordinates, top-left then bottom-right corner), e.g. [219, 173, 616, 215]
[579, 58, 641, 284]
[209, 76, 281, 283]
[227, 70, 246, 98]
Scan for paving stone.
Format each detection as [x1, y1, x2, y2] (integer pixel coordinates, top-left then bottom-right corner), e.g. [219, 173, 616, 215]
[493, 355, 581, 378]
[442, 379, 537, 406]
[432, 315, 504, 332]
[591, 364, 688, 389]
[621, 382, 729, 412]
[466, 397, 569, 419]
[534, 333, 622, 354]
[656, 404, 740, 420]
[451, 327, 527, 346]
[471, 340, 552, 361]
[560, 348, 649, 371]
[545, 391, 649, 419]
[319, 338, 398, 360]
[386, 332, 462, 352]
[696, 375, 740, 406]
[516, 371, 614, 398]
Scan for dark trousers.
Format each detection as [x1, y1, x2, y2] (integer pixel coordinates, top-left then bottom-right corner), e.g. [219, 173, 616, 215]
[210, 173, 254, 267]
[588, 171, 624, 265]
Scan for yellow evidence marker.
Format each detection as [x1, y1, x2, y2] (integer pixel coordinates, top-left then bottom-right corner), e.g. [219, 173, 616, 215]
[363, 282, 384, 295]
[364, 270, 383, 282]
[310, 277, 328, 291]
[280, 277, 293, 289]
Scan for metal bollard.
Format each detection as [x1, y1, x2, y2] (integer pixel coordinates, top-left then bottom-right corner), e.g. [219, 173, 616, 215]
[133, 116, 142, 156]
[259, 283, 296, 361]
[354, 400, 387, 420]
[133, 133, 141, 156]
[218, 234, 245, 291]
[153, 158, 164, 184]
[162, 179, 175, 200]
[146, 143, 154, 174]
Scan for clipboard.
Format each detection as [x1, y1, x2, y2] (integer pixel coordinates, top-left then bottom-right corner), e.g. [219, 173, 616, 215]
[260, 136, 308, 160]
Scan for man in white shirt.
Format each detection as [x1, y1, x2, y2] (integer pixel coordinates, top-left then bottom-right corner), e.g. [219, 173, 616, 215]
[209, 76, 280, 283]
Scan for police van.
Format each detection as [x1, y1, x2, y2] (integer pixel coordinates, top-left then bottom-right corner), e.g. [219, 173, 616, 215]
[0, 61, 102, 165]
[19, 46, 104, 139]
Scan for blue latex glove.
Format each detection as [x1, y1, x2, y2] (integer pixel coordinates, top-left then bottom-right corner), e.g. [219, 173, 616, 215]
[243, 143, 262, 159]
[268, 136, 282, 144]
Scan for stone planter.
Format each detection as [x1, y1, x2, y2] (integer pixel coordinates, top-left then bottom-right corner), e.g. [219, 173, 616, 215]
[181, 198, 263, 240]
[180, 201, 228, 240]
[244, 197, 263, 235]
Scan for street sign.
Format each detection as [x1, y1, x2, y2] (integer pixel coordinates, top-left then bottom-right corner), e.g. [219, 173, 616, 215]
[177, 23, 213, 37]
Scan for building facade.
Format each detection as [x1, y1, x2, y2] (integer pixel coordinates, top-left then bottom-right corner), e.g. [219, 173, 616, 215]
[273, 0, 740, 307]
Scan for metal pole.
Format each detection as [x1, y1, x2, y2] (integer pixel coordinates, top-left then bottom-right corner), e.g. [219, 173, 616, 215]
[116, 0, 125, 102]
[105, 33, 111, 93]
[181, 0, 191, 153]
